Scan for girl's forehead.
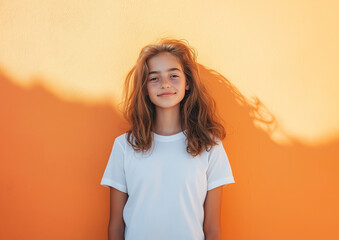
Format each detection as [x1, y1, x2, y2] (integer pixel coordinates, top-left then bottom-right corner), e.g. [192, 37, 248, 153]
[147, 52, 183, 72]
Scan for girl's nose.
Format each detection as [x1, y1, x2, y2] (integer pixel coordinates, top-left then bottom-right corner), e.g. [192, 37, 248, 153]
[161, 77, 170, 88]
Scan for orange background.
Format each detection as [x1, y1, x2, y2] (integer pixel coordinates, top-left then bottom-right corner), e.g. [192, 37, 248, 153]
[1, 1, 338, 239]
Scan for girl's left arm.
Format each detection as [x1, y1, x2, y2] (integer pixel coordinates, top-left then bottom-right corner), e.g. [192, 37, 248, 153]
[203, 186, 223, 240]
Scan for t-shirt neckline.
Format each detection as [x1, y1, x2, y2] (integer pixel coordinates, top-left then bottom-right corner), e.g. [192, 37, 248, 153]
[153, 130, 186, 142]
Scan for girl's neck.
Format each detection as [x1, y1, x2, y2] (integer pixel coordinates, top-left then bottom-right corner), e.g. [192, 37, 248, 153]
[153, 106, 182, 136]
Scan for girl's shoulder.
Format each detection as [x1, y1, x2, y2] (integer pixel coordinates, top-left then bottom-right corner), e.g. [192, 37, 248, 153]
[207, 133, 222, 145]
[113, 132, 128, 148]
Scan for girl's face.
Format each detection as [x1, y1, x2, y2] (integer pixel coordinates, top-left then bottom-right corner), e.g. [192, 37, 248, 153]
[146, 52, 189, 110]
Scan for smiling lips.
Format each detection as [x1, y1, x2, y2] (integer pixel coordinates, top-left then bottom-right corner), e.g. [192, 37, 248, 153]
[158, 92, 176, 97]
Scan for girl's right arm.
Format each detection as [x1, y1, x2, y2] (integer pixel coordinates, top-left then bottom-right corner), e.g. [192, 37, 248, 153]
[108, 187, 129, 240]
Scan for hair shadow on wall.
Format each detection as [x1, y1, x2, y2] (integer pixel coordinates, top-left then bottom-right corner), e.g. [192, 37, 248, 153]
[0, 65, 338, 240]
[198, 63, 338, 240]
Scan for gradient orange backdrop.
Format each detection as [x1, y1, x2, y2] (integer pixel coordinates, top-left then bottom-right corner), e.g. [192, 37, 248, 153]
[1, 1, 338, 239]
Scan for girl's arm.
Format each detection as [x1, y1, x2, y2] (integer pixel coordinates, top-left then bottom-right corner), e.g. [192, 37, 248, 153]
[108, 187, 128, 240]
[203, 186, 223, 240]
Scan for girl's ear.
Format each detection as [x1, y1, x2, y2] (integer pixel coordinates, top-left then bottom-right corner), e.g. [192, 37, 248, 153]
[185, 83, 189, 90]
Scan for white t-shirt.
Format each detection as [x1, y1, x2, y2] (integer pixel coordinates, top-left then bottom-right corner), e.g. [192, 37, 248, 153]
[100, 130, 235, 240]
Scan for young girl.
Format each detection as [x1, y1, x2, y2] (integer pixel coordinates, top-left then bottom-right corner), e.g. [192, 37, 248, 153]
[101, 38, 235, 240]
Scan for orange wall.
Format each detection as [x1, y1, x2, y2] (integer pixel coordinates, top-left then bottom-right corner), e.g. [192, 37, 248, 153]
[0, 1, 338, 239]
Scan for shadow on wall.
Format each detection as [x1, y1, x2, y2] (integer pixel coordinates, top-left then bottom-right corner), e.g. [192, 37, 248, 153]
[0, 65, 338, 240]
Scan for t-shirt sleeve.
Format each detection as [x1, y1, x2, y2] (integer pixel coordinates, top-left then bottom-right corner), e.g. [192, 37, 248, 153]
[100, 137, 127, 193]
[207, 138, 235, 191]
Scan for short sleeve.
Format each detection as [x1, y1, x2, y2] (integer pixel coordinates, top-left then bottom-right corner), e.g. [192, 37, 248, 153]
[100, 137, 127, 193]
[207, 138, 235, 191]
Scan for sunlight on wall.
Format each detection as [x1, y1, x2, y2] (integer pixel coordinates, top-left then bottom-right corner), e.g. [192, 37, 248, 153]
[0, 0, 338, 145]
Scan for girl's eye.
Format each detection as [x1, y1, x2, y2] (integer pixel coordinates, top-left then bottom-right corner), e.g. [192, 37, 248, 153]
[149, 75, 178, 81]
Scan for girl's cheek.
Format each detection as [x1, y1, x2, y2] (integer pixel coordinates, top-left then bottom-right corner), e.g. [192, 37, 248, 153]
[148, 86, 158, 95]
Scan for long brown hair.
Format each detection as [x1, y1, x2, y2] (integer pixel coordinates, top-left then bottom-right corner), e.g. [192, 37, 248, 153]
[121, 38, 226, 157]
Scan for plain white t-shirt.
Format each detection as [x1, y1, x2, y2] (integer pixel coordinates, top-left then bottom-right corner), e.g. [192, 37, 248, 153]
[100, 130, 235, 240]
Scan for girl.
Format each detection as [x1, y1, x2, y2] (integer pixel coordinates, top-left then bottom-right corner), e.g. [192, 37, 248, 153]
[101, 38, 235, 240]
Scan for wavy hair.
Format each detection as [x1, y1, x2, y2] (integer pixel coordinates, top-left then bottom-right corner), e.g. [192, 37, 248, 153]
[121, 38, 226, 157]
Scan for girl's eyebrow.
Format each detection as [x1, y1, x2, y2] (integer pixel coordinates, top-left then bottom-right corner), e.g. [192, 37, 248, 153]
[148, 67, 181, 75]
